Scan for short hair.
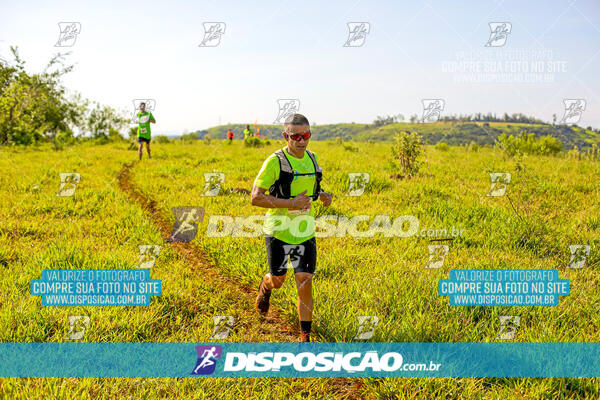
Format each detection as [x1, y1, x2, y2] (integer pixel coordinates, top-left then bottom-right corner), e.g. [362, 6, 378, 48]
[284, 113, 310, 130]
[140, 102, 146, 106]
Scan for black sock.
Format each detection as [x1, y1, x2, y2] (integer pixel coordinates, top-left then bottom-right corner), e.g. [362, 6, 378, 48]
[300, 321, 312, 334]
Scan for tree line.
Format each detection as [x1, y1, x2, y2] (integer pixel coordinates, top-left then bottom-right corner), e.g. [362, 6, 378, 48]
[372, 112, 599, 131]
[0, 47, 128, 148]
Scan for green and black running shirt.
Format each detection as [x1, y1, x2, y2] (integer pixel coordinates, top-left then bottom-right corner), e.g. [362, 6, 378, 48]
[254, 147, 320, 244]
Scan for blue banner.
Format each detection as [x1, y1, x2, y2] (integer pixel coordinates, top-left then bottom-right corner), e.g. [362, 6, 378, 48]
[1, 343, 599, 377]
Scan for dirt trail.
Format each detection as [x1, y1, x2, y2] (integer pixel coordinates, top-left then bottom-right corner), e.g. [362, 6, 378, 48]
[117, 162, 298, 340]
[117, 161, 366, 399]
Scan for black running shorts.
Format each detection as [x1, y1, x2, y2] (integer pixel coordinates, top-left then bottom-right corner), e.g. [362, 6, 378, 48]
[137, 137, 151, 143]
[264, 235, 317, 276]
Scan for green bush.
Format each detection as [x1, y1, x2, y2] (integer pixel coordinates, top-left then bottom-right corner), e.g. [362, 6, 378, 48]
[391, 131, 423, 178]
[52, 130, 78, 150]
[343, 143, 358, 152]
[585, 143, 600, 160]
[435, 142, 449, 151]
[128, 127, 138, 140]
[468, 141, 479, 152]
[567, 147, 581, 160]
[495, 131, 562, 157]
[154, 135, 170, 144]
[179, 132, 197, 142]
[243, 137, 265, 147]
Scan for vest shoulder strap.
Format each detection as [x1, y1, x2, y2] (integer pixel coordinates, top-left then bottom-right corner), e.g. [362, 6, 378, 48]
[305, 149, 320, 170]
[305, 150, 322, 200]
[274, 149, 293, 173]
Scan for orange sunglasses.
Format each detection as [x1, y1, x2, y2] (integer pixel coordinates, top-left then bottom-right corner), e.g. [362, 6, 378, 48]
[284, 131, 311, 141]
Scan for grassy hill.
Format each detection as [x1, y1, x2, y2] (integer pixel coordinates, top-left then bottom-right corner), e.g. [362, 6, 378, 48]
[202, 122, 600, 150]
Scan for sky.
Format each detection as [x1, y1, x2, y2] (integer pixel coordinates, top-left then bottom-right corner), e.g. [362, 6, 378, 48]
[1, 0, 599, 135]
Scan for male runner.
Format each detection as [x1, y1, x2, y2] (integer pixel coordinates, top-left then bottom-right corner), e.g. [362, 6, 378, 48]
[244, 124, 253, 140]
[251, 113, 332, 342]
[137, 102, 156, 160]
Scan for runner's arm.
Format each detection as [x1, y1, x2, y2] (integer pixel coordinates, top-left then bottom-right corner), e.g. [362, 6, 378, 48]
[251, 186, 293, 209]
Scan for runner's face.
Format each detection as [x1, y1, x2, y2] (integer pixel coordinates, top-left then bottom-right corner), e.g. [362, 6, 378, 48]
[140, 104, 146, 113]
[285, 124, 310, 153]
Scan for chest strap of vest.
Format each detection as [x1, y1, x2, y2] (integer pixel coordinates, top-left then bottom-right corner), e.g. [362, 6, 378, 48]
[269, 148, 323, 201]
[305, 149, 323, 200]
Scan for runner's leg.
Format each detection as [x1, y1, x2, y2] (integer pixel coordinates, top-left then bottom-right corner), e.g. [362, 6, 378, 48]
[137, 141, 143, 160]
[295, 237, 316, 341]
[295, 272, 313, 321]
[264, 272, 286, 290]
[263, 235, 288, 290]
[256, 235, 288, 314]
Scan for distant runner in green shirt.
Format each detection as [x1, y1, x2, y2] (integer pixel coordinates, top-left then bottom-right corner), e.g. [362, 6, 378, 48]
[243, 124, 253, 140]
[251, 113, 333, 342]
[137, 102, 156, 160]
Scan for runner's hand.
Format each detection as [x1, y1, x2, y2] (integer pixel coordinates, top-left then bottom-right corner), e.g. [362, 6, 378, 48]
[319, 192, 332, 207]
[291, 190, 311, 209]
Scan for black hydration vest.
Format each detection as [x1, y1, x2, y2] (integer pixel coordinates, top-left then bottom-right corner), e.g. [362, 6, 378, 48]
[268, 148, 322, 201]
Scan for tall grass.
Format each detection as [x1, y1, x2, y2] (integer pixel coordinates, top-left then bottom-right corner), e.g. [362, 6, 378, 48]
[1, 140, 599, 398]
